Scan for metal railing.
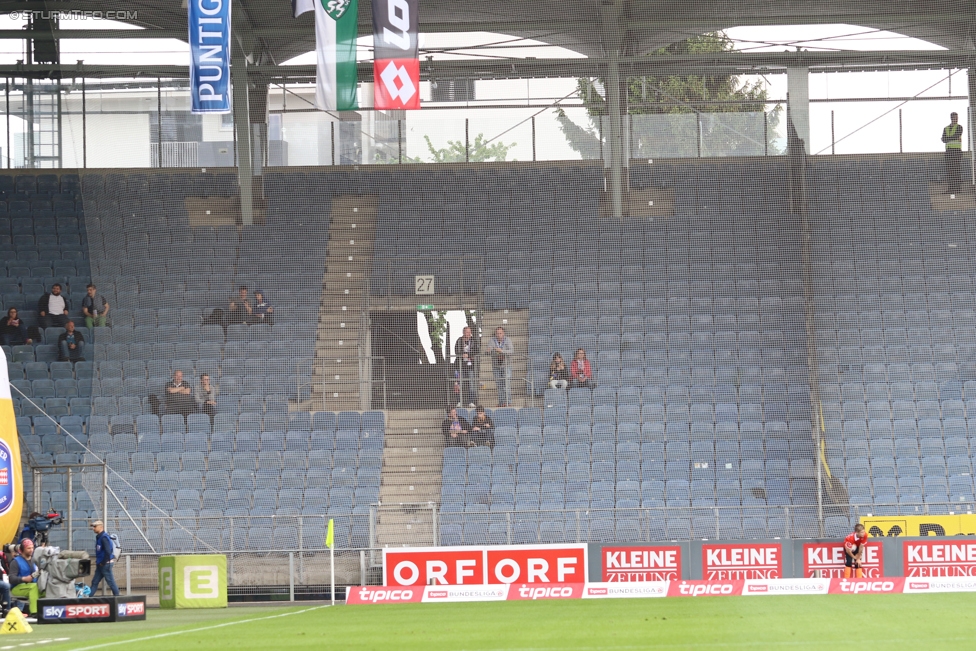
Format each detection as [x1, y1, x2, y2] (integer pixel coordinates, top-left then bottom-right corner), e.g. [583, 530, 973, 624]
[150, 141, 200, 168]
[81, 499, 976, 597]
[29, 462, 109, 552]
[294, 359, 315, 405]
[480, 352, 537, 409]
[114, 549, 374, 599]
[360, 352, 388, 410]
[98, 501, 976, 558]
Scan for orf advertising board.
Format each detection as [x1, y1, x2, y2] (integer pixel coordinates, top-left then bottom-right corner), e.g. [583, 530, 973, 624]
[803, 542, 883, 578]
[702, 543, 782, 580]
[904, 540, 976, 577]
[383, 545, 587, 586]
[602, 546, 681, 582]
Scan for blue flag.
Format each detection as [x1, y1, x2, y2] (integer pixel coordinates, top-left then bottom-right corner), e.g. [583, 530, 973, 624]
[189, 0, 232, 114]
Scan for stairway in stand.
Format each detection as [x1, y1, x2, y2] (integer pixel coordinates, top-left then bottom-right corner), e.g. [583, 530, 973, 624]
[310, 195, 377, 411]
[375, 408, 444, 547]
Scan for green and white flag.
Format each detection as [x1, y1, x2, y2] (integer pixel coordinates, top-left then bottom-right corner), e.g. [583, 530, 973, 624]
[294, 0, 359, 111]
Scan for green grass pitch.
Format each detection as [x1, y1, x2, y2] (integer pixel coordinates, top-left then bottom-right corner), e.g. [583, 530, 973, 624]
[20, 594, 976, 650]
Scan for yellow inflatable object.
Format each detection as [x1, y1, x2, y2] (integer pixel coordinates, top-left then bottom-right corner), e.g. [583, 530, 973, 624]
[0, 348, 24, 544]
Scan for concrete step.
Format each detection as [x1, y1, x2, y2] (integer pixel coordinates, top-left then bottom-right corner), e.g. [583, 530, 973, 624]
[376, 407, 446, 545]
[383, 445, 443, 459]
[379, 488, 441, 505]
[380, 470, 442, 486]
[326, 245, 375, 259]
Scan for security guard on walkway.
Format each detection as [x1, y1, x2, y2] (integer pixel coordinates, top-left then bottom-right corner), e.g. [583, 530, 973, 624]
[942, 112, 964, 194]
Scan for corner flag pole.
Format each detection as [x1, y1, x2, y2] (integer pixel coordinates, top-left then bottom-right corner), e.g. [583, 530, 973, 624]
[326, 518, 335, 605]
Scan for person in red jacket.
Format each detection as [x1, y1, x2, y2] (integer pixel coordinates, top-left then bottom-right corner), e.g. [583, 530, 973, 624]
[844, 523, 868, 578]
[569, 348, 596, 389]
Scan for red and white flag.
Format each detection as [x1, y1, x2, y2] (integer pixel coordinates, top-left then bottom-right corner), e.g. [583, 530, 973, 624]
[371, 0, 420, 110]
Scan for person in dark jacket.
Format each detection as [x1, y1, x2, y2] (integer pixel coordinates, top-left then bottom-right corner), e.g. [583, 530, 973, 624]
[454, 326, 479, 406]
[469, 405, 495, 448]
[549, 353, 570, 390]
[57, 321, 86, 362]
[0, 308, 32, 346]
[441, 408, 472, 447]
[251, 290, 274, 325]
[90, 520, 119, 596]
[225, 286, 251, 327]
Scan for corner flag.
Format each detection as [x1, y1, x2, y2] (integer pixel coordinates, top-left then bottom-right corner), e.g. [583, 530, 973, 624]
[326, 517, 336, 604]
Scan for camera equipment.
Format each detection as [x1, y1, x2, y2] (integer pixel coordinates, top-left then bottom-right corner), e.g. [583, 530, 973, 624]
[25, 511, 64, 546]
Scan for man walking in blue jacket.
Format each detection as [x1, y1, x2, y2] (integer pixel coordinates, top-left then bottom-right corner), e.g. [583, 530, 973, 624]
[90, 521, 119, 596]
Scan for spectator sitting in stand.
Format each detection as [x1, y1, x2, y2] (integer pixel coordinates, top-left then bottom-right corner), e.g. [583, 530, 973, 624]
[164, 369, 196, 418]
[441, 407, 472, 447]
[549, 352, 570, 390]
[0, 308, 32, 346]
[57, 321, 86, 362]
[251, 290, 274, 325]
[195, 373, 218, 420]
[469, 405, 495, 448]
[225, 286, 252, 327]
[37, 284, 69, 329]
[81, 283, 110, 328]
[569, 347, 596, 389]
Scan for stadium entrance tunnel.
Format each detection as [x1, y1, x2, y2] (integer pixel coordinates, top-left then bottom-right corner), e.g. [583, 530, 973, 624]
[371, 311, 453, 409]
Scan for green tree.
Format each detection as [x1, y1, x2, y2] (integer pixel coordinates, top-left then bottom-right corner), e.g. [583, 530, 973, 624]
[374, 133, 514, 164]
[420, 309, 450, 364]
[556, 32, 782, 158]
[421, 133, 514, 163]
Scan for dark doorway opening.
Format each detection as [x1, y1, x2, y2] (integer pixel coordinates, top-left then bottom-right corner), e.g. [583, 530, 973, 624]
[370, 311, 451, 410]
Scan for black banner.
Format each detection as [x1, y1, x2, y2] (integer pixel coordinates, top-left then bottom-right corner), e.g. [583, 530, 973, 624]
[372, 0, 420, 109]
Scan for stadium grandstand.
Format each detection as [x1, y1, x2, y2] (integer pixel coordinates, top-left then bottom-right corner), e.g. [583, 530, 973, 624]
[0, 0, 974, 597]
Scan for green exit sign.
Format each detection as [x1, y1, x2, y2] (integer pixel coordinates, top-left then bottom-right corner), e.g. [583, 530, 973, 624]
[417, 304, 434, 310]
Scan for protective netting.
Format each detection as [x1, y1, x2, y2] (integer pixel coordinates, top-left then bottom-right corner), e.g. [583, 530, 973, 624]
[0, 61, 973, 574]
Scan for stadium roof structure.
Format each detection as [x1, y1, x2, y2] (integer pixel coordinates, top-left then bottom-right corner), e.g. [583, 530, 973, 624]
[0, 0, 971, 221]
[0, 0, 973, 79]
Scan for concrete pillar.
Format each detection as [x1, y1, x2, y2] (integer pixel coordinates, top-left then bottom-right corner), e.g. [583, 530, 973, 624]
[606, 54, 624, 218]
[231, 41, 253, 225]
[787, 67, 810, 155]
[249, 79, 268, 175]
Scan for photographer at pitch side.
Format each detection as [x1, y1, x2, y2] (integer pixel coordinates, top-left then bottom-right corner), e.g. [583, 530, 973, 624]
[90, 520, 119, 596]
